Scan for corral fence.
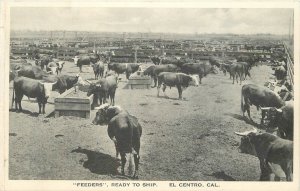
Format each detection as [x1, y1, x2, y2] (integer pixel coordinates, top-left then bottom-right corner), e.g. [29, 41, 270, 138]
[284, 42, 294, 90]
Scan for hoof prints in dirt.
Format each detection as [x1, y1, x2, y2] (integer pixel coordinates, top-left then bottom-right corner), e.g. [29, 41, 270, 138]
[71, 147, 120, 175]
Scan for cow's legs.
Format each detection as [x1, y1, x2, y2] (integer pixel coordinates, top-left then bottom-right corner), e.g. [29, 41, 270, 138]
[162, 84, 168, 98]
[198, 74, 203, 84]
[177, 85, 182, 99]
[42, 103, 46, 114]
[133, 154, 140, 179]
[259, 160, 272, 181]
[120, 152, 126, 175]
[38, 102, 42, 114]
[152, 77, 157, 88]
[157, 82, 161, 97]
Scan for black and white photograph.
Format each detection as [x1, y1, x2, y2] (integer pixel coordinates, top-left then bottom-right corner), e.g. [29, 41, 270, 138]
[1, 1, 299, 190]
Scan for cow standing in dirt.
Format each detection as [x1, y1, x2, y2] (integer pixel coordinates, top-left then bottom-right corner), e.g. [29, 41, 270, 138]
[92, 104, 142, 179]
[108, 63, 140, 80]
[235, 128, 293, 181]
[12, 77, 56, 114]
[92, 61, 105, 80]
[157, 72, 199, 99]
[241, 84, 285, 124]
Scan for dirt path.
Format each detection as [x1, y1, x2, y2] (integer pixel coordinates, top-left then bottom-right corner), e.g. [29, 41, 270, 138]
[9, 62, 274, 180]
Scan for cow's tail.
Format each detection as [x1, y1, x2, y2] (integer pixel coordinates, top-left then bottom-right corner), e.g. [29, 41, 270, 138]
[11, 82, 15, 108]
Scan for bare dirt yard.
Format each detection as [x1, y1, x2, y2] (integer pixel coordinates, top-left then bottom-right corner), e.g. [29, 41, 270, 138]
[9, 61, 275, 180]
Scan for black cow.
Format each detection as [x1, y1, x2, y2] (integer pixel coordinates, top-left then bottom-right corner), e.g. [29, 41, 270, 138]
[86, 75, 118, 106]
[157, 72, 199, 99]
[181, 62, 215, 84]
[44, 74, 86, 94]
[12, 77, 56, 114]
[241, 84, 285, 124]
[108, 63, 140, 80]
[265, 102, 293, 140]
[92, 61, 105, 80]
[235, 128, 293, 181]
[143, 64, 180, 87]
[74, 54, 100, 73]
[92, 104, 142, 179]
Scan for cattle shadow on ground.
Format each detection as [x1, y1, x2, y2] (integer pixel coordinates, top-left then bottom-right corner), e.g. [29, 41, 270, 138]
[204, 171, 236, 181]
[145, 94, 188, 101]
[71, 147, 120, 176]
[9, 108, 40, 117]
[224, 112, 263, 129]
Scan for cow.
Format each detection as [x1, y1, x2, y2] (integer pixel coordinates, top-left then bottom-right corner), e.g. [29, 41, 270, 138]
[235, 128, 293, 181]
[37, 55, 52, 70]
[241, 84, 285, 124]
[92, 104, 142, 179]
[74, 54, 100, 72]
[46, 62, 58, 75]
[262, 102, 293, 140]
[92, 61, 105, 80]
[143, 64, 180, 87]
[12, 77, 56, 114]
[150, 56, 186, 67]
[86, 75, 118, 106]
[10, 59, 32, 71]
[274, 66, 286, 81]
[157, 72, 199, 99]
[108, 63, 140, 80]
[181, 62, 216, 84]
[56, 61, 65, 75]
[44, 74, 87, 94]
[17, 65, 49, 79]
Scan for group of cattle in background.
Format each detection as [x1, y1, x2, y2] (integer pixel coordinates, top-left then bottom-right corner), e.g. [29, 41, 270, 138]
[9, 50, 294, 180]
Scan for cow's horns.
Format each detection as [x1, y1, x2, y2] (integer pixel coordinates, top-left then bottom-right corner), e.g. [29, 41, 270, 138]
[260, 107, 272, 111]
[275, 108, 283, 113]
[235, 127, 257, 136]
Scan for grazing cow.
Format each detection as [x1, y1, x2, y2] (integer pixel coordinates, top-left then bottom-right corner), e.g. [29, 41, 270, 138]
[263, 102, 293, 140]
[74, 54, 100, 72]
[235, 128, 293, 181]
[108, 63, 140, 80]
[92, 104, 142, 179]
[157, 72, 199, 99]
[86, 75, 118, 106]
[143, 64, 180, 87]
[92, 61, 105, 79]
[181, 62, 215, 84]
[12, 77, 56, 114]
[274, 66, 286, 80]
[241, 84, 285, 124]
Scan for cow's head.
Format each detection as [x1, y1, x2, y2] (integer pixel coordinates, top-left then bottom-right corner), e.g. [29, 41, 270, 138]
[92, 104, 124, 125]
[56, 61, 64, 70]
[86, 80, 101, 97]
[189, 75, 199, 87]
[235, 128, 258, 156]
[266, 107, 282, 128]
[40, 81, 56, 99]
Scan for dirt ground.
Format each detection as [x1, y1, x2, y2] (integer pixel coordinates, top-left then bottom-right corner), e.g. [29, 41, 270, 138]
[9, 61, 275, 180]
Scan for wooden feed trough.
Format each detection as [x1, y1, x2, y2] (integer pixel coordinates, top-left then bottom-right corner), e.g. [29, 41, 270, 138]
[54, 87, 93, 118]
[128, 71, 152, 89]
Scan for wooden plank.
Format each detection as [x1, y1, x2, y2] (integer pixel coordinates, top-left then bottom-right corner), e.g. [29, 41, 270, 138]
[55, 97, 90, 104]
[55, 102, 91, 111]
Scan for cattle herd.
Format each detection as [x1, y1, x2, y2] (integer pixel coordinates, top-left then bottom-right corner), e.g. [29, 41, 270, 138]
[9, 51, 294, 181]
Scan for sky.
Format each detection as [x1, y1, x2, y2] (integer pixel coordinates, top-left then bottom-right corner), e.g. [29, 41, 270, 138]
[10, 7, 293, 35]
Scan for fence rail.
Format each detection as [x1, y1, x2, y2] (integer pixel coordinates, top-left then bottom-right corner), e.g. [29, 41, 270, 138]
[284, 42, 294, 89]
